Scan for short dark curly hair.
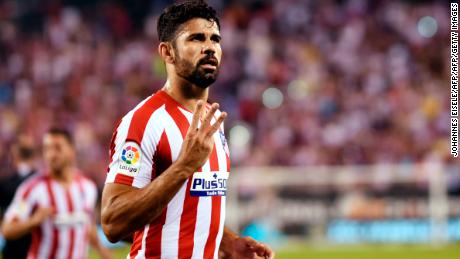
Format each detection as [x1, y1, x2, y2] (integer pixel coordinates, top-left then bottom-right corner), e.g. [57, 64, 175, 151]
[47, 127, 74, 146]
[157, 0, 220, 42]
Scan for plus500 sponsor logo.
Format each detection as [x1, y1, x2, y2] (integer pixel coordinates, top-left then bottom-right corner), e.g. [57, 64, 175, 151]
[192, 178, 227, 190]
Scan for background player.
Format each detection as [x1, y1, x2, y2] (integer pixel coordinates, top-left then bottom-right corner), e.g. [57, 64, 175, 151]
[1, 128, 111, 259]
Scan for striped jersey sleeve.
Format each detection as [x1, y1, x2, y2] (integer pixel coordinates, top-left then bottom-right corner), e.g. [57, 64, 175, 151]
[106, 95, 165, 188]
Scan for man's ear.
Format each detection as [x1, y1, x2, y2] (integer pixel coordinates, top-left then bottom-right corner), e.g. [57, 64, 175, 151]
[158, 42, 175, 64]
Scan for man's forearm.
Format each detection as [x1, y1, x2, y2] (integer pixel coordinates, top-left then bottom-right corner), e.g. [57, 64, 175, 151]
[101, 161, 192, 242]
[1, 219, 36, 240]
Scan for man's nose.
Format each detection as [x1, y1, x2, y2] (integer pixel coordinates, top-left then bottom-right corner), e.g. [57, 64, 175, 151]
[202, 40, 216, 55]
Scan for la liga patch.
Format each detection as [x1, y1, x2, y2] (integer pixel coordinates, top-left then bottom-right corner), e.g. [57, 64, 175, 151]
[14, 200, 30, 215]
[118, 142, 141, 176]
[121, 144, 140, 164]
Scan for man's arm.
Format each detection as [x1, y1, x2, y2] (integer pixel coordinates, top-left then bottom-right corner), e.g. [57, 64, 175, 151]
[1, 207, 53, 240]
[101, 101, 226, 242]
[101, 162, 194, 242]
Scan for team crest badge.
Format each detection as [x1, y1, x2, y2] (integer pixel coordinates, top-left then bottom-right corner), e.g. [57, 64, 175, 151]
[219, 129, 230, 156]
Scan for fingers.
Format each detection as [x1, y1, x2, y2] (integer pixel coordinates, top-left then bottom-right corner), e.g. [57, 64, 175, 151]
[46, 207, 55, 216]
[189, 100, 204, 133]
[202, 103, 219, 127]
[31, 207, 54, 226]
[253, 243, 268, 257]
[37, 206, 54, 216]
[189, 102, 224, 135]
[260, 244, 275, 259]
[244, 237, 264, 255]
[244, 237, 259, 247]
[207, 112, 227, 136]
[244, 237, 274, 259]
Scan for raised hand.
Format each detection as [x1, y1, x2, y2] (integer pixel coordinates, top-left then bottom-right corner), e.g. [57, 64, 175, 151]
[176, 100, 227, 174]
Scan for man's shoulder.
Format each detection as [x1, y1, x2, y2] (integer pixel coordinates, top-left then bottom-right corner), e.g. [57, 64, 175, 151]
[124, 92, 165, 117]
[21, 173, 46, 185]
[16, 173, 47, 196]
[116, 92, 170, 144]
[120, 92, 168, 124]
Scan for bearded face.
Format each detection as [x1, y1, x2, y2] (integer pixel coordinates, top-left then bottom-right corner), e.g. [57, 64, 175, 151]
[171, 18, 222, 89]
[175, 50, 220, 88]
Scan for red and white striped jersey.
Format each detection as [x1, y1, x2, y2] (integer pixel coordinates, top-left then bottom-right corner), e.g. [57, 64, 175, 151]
[105, 90, 231, 259]
[4, 172, 98, 259]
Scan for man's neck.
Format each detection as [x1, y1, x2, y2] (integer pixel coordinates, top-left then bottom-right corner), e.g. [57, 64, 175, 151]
[162, 77, 209, 111]
[51, 167, 74, 185]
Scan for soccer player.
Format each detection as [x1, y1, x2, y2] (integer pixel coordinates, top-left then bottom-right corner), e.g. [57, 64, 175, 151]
[101, 1, 275, 259]
[1, 128, 111, 259]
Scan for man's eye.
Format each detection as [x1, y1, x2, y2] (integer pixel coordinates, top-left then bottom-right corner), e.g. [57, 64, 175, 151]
[191, 36, 204, 41]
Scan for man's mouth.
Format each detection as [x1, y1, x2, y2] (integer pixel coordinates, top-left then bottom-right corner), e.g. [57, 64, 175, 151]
[201, 63, 217, 70]
[199, 58, 218, 70]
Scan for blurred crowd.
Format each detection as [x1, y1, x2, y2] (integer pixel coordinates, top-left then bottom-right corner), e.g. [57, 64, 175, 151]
[0, 0, 452, 185]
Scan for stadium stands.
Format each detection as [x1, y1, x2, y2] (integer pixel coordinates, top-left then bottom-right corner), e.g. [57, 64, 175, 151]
[0, 0, 451, 186]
